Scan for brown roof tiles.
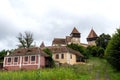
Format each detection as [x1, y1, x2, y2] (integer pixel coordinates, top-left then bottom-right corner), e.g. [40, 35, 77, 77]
[87, 29, 98, 38]
[52, 38, 66, 45]
[71, 27, 80, 34]
[47, 46, 84, 57]
[40, 42, 45, 48]
[7, 47, 49, 57]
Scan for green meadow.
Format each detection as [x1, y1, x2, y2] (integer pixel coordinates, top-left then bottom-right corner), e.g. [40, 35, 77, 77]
[0, 57, 120, 80]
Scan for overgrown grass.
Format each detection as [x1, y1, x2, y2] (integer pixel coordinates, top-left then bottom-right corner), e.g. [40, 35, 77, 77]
[0, 57, 120, 80]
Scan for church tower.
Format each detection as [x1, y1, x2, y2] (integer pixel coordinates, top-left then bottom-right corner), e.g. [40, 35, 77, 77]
[70, 27, 81, 44]
[87, 28, 98, 46]
[40, 42, 45, 48]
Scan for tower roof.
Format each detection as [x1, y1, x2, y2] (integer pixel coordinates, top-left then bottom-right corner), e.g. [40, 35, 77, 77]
[40, 42, 45, 48]
[87, 29, 98, 38]
[71, 27, 80, 34]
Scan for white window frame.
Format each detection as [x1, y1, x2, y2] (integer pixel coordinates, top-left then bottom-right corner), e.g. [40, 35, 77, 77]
[7, 57, 12, 65]
[23, 56, 29, 64]
[30, 55, 36, 63]
[13, 56, 19, 65]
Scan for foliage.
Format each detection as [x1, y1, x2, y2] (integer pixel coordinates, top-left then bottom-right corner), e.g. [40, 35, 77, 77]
[43, 48, 55, 67]
[67, 43, 89, 58]
[0, 50, 7, 62]
[105, 28, 120, 71]
[67, 43, 85, 53]
[86, 46, 104, 57]
[98, 47, 104, 57]
[96, 33, 111, 49]
[17, 31, 33, 48]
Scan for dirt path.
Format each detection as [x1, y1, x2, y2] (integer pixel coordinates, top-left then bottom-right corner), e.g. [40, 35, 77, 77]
[94, 61, 110, 80]
[88, 58, 111, 80]
[96, 70, 100, 80]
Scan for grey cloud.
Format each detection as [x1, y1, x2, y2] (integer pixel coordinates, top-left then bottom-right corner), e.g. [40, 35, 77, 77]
[0, 3, 119, 50]
[35, 10, 116, 44]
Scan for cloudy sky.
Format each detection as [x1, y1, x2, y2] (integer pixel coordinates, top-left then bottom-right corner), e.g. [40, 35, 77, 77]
[0, 0, 120, 50]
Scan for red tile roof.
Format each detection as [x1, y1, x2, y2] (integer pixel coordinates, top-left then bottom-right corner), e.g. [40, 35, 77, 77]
[87, 29, 98, 38]
[47, 46, 84, 57]
[7, 47, 49, 57]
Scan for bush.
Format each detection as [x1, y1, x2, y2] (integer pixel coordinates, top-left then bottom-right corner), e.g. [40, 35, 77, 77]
[105, 28, 120, 71]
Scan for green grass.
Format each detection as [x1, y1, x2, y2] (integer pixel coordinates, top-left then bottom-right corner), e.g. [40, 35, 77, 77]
[0, 57, 120, 80]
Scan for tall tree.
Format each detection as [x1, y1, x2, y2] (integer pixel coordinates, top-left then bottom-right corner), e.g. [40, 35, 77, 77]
[105, 28, 120, 71]
[96, 33, 111, 49]
[17, 31, 33, 48]
[0, 50, 7, 62]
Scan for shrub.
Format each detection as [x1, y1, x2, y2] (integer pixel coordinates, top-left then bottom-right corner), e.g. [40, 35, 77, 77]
[105, 28, 120, 71]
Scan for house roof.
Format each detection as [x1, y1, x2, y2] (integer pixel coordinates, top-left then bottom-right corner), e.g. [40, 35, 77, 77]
[6, 47, 49, 57]
[71, 27, 80, 34]
[52, 38, 66, 45]
[40, 42, 45, 48]
[47, 46, 84, 57]
[87, 29, 98, 38]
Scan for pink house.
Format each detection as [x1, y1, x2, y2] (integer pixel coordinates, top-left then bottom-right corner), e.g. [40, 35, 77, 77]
[3, 47, 50, 70]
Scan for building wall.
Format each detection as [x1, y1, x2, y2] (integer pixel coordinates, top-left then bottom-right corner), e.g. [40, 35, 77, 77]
[3, 55, 45, 70]
[88, 41, 96, 46]
[69, 54, 76, 65]
[53, 53, 67, 64]
[52, 44, 66, 46]
[40, 56, 45, 68]
[52, 52, 77, 65]
[71, 38, 80, 45]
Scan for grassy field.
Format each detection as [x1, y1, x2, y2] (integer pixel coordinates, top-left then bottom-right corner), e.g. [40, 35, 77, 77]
[0, 57, 120, 80]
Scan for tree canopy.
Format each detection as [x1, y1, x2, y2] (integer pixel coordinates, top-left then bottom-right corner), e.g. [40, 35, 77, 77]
[17, 31, 34, 48]
[105, 28, 120, 71]
[96, 33, 111, 49]
[67, 43, 89, 59]
[86, 46, 104, 57]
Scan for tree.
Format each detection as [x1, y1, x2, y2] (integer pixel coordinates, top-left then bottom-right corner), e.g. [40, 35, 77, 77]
[67, 43, 89, 59]
[96, 33, 111, 49]
[105, 28, 120, 71]
[43, 48, 55, 67]
[86, 46, 104, 57]
[0, 50, 7, 62]
[17, 31, 33, 48]
[67, 43, 85, 53]
[98, 47, 104, 57]
[91, 46, 98, 57]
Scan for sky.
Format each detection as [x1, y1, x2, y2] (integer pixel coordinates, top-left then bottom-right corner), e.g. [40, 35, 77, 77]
[0, 0, 120, 50]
